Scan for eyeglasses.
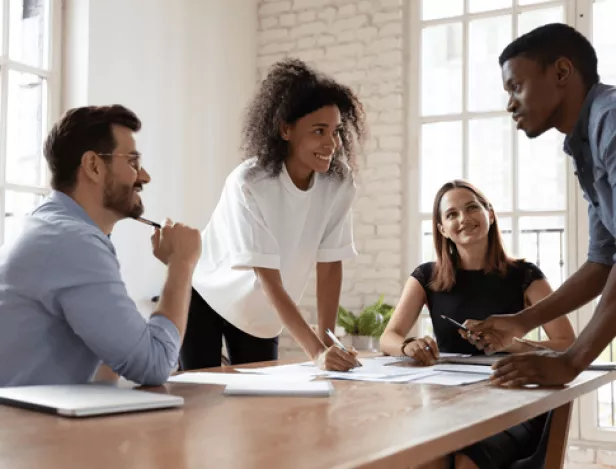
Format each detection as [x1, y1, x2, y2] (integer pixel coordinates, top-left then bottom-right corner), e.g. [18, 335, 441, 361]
[96, 152, 143, 172]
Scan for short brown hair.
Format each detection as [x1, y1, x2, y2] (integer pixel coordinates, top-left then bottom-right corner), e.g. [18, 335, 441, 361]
[430, 180, 516, 291]
[44, 105, 141, 192]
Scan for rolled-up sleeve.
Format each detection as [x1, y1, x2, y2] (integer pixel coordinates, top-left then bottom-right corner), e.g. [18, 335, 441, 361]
[317, 179, 358, 263]
[226, 184, 281, 270]
[595, 108, 616, 264]
[51, 234, 180, 385]
[586, 202, 616, 265]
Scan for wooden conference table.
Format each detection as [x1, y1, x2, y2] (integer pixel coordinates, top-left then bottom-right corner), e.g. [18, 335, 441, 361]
[0, 359, 613, 469]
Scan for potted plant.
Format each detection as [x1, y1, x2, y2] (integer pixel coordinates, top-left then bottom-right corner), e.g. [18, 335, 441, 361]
[336, 295, 395, 351]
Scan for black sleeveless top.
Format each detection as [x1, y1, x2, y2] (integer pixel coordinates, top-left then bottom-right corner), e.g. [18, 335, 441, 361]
[411, 261, 545, 355]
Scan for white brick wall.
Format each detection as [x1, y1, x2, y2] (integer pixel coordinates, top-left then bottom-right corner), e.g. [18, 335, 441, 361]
[257, 0, 405, 354]
[566, 446, 616, 468]
[256, 1, 616, 466]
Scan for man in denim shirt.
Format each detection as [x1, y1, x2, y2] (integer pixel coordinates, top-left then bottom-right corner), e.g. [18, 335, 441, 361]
[467, 24, 616, 386]
[0, 105, 201, 386]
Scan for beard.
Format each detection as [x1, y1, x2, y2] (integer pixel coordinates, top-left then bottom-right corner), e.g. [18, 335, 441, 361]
[103, 173, 144, 219]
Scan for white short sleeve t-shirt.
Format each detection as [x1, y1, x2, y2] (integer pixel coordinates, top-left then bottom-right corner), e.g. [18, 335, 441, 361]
[192, 158, 357, 338]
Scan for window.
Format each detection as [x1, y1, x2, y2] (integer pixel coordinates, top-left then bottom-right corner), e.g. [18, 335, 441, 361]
[0, 0, 60, 244]
[408, 0, 616, 445]
[577, 0, 616, 443]
[409, 0, 570, 336]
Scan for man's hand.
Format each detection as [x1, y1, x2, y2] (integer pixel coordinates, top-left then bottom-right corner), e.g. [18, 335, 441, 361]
[464, 314, 530, 354]
[151, 219, 201, 267]
[315, 346, 360, 371]
[490, 350, 579, 387]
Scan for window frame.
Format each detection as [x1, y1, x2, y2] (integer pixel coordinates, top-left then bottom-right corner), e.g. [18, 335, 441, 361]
[405, 0, 612, 444]
[0, 0, 61, 244]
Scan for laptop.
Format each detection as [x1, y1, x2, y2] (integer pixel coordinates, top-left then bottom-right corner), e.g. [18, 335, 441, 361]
[0, 384, 184, 417]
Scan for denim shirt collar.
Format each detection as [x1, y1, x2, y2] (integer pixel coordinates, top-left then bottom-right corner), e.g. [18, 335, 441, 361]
[563, 83, 607, 156]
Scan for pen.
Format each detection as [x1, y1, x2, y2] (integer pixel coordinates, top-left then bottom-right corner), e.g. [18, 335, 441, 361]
[135, 217, 162, 229]
[440, 315, 469, 332]
[325, 328, 349, 352]
[325, 329, 362, 367]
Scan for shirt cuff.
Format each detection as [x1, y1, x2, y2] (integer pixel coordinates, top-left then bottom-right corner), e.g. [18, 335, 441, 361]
[317, 244, 357, 263]
[148, 314, 181, 346]
[586, 252, 616, 266]
[230, 252, 280, 270]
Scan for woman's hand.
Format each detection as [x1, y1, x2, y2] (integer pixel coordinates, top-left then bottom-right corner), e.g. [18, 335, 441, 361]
[403, 336, 439, 365]
[315, 346, 360, 371]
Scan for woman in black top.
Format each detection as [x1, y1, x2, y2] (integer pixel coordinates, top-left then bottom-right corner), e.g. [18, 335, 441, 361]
[380, 180, 575, 469]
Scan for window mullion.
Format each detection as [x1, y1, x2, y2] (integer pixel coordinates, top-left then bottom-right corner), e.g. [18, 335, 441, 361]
[462, 0, 469, 180]
[0, 0, 8, 246]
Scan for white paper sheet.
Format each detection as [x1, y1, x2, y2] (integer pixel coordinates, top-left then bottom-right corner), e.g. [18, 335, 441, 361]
[433, 364, 493, 375]
[413, 371, 489, 386]
[223, 380, 333, 397]
[326, 369, 440, 383]
[167, 372, 315, 385]
[237, 358, 434, 380]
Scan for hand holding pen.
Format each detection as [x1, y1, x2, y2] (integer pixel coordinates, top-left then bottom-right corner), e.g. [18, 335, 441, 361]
[402, 336, 439, 365]
[142, 217, 202, 268]
[442, 315, 495, 356]
[314, 329, 362, 371]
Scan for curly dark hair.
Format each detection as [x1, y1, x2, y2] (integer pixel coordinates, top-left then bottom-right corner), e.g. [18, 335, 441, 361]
[242, 58, 366, 179]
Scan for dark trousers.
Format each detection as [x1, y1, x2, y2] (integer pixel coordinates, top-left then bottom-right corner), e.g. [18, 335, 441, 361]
[179, 288, 279, 371]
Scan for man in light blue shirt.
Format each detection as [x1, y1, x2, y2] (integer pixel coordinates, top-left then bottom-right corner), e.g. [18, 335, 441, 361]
[467, 24, 616, 386]
[0, 105, 201, 386]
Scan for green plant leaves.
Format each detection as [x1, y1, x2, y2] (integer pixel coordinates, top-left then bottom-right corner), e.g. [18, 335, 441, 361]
[336, 296, 396, 338]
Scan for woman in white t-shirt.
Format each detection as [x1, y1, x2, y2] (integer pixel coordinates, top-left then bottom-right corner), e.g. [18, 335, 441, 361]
[182, 58, 367, 371]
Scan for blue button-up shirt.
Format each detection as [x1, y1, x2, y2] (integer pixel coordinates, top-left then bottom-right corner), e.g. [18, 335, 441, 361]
[0, 191, 180, 386]
[564, 83, 616, 265]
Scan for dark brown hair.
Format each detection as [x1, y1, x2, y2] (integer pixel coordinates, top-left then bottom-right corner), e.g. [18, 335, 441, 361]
[499, 23, 598, 90]
[44, 105, 141, 192]
[242, 58, 366, 180]
[430, 180, 516, 291]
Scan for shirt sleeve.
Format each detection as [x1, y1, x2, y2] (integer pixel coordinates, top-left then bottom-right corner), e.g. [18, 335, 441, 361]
[224, 182, 280, 270]
[592, 108, 616, 265]
[520, 261, 546, 292]
[51, 234, 180, 386]
[317, 178, 357, 263]
[411, 263, 433, 291]
[586, 203, 616, 265]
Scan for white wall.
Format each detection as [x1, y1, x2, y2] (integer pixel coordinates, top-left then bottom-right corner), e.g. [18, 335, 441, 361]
[256, 0, 406, 351]
[62, 0, 257, 312]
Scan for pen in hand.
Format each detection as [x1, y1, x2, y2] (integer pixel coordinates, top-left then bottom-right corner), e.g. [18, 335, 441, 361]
[325, 329, 362, 368]
[135, 217, 162, 229]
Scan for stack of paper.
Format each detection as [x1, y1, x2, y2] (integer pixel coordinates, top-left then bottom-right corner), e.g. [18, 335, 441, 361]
[235, 358, 436, 382]
[167, 372, 331, 397]
[167, 372, 314, 386]
[411, 372, 489, 386]
[224, 381, 333, 397]
[168, 358, 495, 389]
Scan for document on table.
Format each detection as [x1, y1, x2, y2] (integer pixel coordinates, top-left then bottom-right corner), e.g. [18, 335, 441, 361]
[235, 363, 326, 377]
[235, 358, 443, 382]
[433, 364, 493, 375]
[412, 372, 489, 386]
[230, 358, 495, 385]
[223, 380, 333, 397]
[167, 372, 315, 386]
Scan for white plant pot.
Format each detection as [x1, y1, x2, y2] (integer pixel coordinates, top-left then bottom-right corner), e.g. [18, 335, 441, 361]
[351, 335, 379, 352]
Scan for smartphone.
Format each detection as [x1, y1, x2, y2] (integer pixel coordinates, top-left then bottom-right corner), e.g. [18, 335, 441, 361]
[440, 315, 469, 332]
